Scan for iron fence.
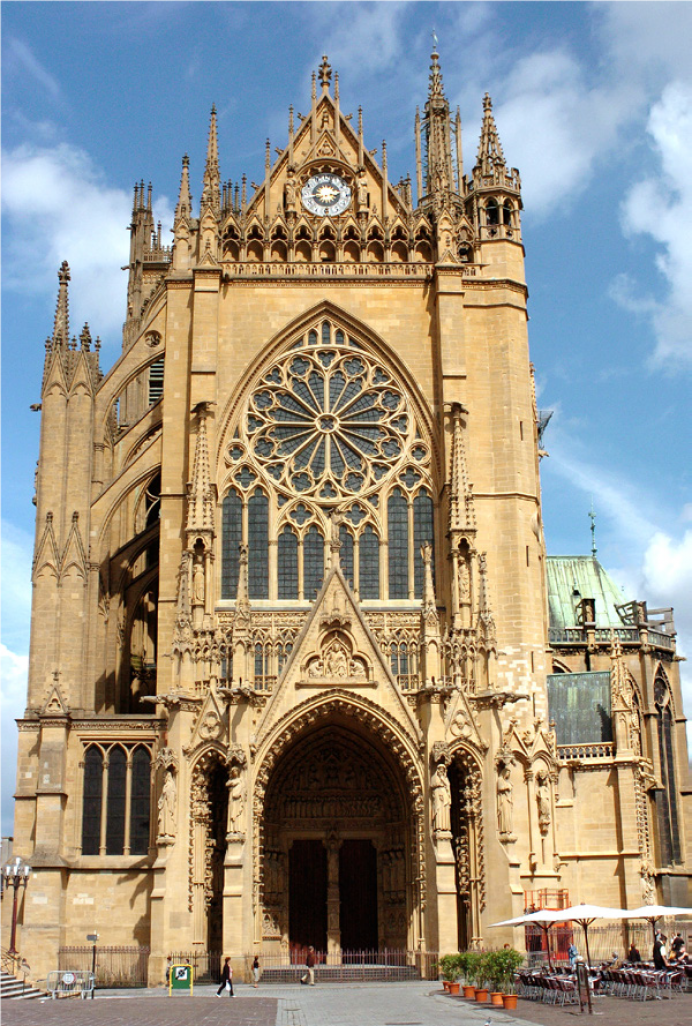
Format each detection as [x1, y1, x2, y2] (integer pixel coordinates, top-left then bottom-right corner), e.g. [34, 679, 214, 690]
[58, 946, 149, 988]
[173, 948, 439, 983]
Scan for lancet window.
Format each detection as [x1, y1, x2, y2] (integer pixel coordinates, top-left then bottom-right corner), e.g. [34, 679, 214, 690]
[654, 674, 682, 864]
[221, 318, 436, 603]
[81, 743, 152, 856]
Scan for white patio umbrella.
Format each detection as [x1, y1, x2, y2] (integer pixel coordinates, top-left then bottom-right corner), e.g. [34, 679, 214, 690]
[491, 904, 629, 969]
[619, 905, 692, 946]
[489, 908, 574, 970]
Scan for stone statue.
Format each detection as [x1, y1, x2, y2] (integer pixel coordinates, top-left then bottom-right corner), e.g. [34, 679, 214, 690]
[157, 769, 176, 841]
[431, 762, 451, 834]
[497, 764, 513, 836]
[193, 553, 205, 605]
[536, 773, 551, 835]
[285, 171, 296, 211]
[227, 765, 244, 834]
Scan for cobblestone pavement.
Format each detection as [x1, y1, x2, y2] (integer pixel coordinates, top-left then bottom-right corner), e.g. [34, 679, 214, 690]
[2, 982, 690, 1026]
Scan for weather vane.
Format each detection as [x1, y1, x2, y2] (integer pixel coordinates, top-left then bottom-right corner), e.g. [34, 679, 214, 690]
[432, 28, 438, 53]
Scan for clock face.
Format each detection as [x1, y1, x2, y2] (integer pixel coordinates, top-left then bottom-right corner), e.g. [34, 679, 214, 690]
[301, 173, 352, 216]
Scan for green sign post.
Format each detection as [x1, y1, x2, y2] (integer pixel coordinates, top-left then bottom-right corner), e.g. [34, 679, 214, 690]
[169, 963, 193, 996]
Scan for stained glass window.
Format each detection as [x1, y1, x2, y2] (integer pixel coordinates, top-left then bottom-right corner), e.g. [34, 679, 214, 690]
[248, 490, 269, 598]
[105, 746, 127, 855]
[413, 490, 434, 598]
[130, 747, 151, 855]
[359, 526, 380, 599]
[656, 684, 681, 865]
[340, 526, 354, 588]
[388, 488, 409, 599]
[278, 526, 298, 599]
[82, 746, 103, 855]
[221, 489, 242, 599]
[303, 526, 324, 599]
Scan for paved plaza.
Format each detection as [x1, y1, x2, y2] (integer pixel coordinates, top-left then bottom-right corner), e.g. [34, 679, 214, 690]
[2, 982, 691, 1026]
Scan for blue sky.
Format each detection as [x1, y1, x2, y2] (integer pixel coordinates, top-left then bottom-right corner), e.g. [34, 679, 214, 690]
[2, 1, 692, 835]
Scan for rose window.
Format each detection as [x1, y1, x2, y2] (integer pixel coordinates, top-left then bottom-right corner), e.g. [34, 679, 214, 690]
[246, 337, 417, 502]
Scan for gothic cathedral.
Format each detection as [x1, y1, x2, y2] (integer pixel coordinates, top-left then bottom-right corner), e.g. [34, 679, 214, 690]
[13, 51, 691, 983]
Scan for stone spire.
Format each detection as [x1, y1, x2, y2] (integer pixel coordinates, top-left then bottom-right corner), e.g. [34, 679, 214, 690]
[421, 43, 457, 204]
[186, 403, 214, 536]
[52, 261, 70, 348]
[201, 105, 220, 217]
[175, 154, 192, 223]
[476, 93, 506, 175]
[449, 403, 476, 534]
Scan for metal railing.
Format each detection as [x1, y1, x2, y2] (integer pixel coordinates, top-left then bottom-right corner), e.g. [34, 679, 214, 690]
[45, 970, 95, 999]
[58, 946, 149, 988]
[172, 948, 439, 982]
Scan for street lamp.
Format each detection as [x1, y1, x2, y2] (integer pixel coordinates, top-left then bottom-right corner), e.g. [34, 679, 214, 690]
[4, 857, 31, 956]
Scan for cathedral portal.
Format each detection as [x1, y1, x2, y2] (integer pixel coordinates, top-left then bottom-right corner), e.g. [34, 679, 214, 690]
[260, 722, 413, 956]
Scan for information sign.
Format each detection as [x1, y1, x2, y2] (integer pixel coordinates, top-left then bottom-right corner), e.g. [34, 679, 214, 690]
[169, 963, 193, 996]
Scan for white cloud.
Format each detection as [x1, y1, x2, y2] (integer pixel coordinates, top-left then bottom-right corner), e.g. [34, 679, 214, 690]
[315, 1, 409, 79]
[2, 141, 173, 348]
[616, 82, 692, 367]
[6, 38, 62, 100]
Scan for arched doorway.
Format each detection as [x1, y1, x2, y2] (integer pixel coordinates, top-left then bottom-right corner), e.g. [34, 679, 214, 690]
[448, 750, 484, 950]
[260, 720, 416, 959]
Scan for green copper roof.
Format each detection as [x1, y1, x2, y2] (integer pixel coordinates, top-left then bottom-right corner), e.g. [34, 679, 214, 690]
[545, 556, 630, 630]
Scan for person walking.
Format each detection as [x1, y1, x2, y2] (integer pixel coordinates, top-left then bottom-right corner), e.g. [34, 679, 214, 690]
[253, 955, 260, 988]
[653, 933, 668, 971]
[217, 956, 235, 997]
[300, 946, 316, 986]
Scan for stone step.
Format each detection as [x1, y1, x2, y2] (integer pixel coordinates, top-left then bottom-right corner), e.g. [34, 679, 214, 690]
[1, 968, 43, 1000]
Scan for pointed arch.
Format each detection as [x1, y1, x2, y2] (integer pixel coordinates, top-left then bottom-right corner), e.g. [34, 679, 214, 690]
[216, 300, 439, 477]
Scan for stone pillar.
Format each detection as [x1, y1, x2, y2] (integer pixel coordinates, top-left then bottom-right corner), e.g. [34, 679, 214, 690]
[325, 834, 342, 962]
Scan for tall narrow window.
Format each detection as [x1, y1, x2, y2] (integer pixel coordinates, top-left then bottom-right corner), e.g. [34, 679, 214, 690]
[248, 490, 269, 599]
[105, 746, 127, 855]
[388, 488, 408, 599]
[82, 746, 103, 855]
[221, 489, 242, 599]
[278, 526, 299, 599]
[359, 526, 380, 599]
[130, 747, 151, 855]
[303, 526, 324, 599]
[413, 490, 434, 599]
[340, 526, 354, 588]
[148, 358, 164, 405]
[656, 680, 681, 865]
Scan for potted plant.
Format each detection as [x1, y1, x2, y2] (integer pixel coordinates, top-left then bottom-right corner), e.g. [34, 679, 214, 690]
[436, 955, 458, 992]
[484, 951, 505, 1006]
[474, 952, 490, 1002]
[460, 951, 479, 998]
[494, 947, 524, 1010]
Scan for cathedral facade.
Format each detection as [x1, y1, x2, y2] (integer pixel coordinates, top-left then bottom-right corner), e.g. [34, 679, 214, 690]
[11, 51, 691, 983]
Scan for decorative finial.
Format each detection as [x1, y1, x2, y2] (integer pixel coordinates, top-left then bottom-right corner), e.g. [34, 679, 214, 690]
[319, 54, 332, 92]
[589, 501, 597, 558]
[483, 92, 492, 112]
[432, 28, 438, 55]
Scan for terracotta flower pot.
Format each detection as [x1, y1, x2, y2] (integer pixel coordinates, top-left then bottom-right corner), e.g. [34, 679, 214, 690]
[490, 992, 504, 1006]
[448, 982, 460, 995]
[442, 981, 451, 991]
[502, 993, 518, 1010]
[475, 987, 489, 1002]
[462, 985, 476, 999]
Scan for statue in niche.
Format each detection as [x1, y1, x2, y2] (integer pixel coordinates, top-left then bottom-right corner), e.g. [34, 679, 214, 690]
[431, 762, 452, 834]
[323, 640, 349, 678]
[193, 552, 205, 605]
[535, 772, 551, 835]
[285, 171, 296, 211]
[497, 764, 514, 837]
[459, 558, 470, 600]
[157, 769, 177, 842]
[227, 765, 244, 834]
[357, 170, 368, 209]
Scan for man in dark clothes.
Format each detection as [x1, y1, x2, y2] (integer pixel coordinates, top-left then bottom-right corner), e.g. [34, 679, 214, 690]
[627, 941, 641, 963]
[653, 933, 668, 971]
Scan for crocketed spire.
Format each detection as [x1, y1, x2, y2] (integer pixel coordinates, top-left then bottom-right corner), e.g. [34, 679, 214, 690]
[175, 154, 192, 223]
[476, 93, 506, 174]
[52, 261, 70, 348]
[201, 105, 220, 216]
